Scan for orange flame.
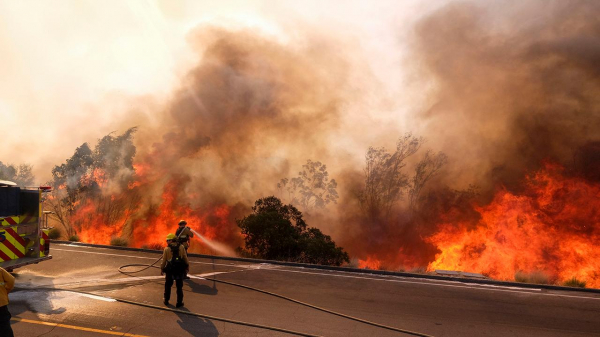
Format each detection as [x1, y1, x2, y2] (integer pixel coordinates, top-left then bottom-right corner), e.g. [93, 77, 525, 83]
[427, 163, 600, 287]
[70, 198, 128, 245]
[358, 256, 381, 270]
[57, 162, 237, 255]
[129, 178, 232, 254]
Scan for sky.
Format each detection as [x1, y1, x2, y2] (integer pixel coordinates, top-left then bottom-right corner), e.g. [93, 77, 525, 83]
[0, 0, 448, 183]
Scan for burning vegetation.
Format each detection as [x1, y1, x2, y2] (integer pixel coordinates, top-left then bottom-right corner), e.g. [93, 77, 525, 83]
[41, 1, 600, 287]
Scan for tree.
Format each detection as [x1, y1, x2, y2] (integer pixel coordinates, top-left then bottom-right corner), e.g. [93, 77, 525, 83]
[238, 196, 350, 266]
[278, 160, 338, 211]
[359, 133, 423, 219]
[0, 161, 35, 186]
[48, 128, 140, 240]
[301, 227, 350, 266]
[408, 150, 448, 212]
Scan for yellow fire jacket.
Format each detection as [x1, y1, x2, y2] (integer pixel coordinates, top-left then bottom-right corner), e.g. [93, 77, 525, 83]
[0, 267, 15, 307]
[160, 243, 189, 272]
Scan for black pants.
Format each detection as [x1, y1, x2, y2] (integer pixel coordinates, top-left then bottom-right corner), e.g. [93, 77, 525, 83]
[164, 274, 183, 304]
[0, 305, 13, 337]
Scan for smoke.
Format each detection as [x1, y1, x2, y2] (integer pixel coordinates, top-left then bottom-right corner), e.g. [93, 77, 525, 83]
[9, 1, 600, 272]
[411, 0, 600, 193]
[115, 25, 361, 249]
[330, 0, 600, 269]
[136, 26, 349, 202]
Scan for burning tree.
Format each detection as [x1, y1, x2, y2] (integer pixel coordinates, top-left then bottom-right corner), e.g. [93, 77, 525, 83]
[408, 150, 448, 213]
[237, 196, 349, 266]
[358, 133, 448, 219]
[359, 133, 428, 219]
[48, 128, 140, 243]
[0, 162, 34, 186]
[358, 133, 422, 220]
[277, 160, 338, 212]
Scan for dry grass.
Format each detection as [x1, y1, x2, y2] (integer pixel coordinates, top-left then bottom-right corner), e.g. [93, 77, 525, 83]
[142, 243, 164, 251]
[110, 237, 128, 247]
[407, 266, 427, 274]
[514, 270, 551, 285]
[562, 277, 586, 288]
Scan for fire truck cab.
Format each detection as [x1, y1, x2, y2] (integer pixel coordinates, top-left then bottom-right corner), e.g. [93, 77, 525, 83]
[0, 180, 51, 271]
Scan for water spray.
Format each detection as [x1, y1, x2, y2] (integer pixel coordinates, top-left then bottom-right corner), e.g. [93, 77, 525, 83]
[188, 228, 236, 257]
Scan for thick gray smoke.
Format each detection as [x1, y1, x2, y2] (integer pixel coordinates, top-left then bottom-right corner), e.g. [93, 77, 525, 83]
[337, 0, 600, 268]
[126, 26, 353, 247]
[412, 0, 600, 194]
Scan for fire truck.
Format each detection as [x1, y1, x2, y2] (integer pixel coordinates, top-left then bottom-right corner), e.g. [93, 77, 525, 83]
[0, 180, 51, 271]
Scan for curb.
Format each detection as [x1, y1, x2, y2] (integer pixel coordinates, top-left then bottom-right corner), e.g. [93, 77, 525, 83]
[51, 240, 600, 294]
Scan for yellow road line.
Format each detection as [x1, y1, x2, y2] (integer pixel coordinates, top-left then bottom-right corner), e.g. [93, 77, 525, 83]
[11, 317, 149, 337]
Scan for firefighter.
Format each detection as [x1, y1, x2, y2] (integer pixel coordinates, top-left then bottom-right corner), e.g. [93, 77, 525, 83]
[0, 267, 15, 337]
[160, 233, 189, 308]
[175, 219, 194, 251]
[176, 220, 194, 280]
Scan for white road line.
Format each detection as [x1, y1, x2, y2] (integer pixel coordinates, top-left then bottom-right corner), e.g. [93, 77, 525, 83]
[77, 292, 117, 302]
[263, 268, 600, 301]
[52, 248, 250, 269]
[20, 271, 238, 289]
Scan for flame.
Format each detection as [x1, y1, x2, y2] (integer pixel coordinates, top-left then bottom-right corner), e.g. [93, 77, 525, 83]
[358, 256, 381, 270]
[427, 163, 600, 287]
[55, 161, 237, 255]
[70, 198, 128, 245]
[129, 178, 231, 253]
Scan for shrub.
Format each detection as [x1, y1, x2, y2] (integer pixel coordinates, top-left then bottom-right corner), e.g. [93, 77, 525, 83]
[110, 237, 128, 247]
[562, 277, 586, 288]
[237, 196, 349, 266]
[514, 270, 551, 285]
[68, 235, 80, 242]
[48, 228, 61, 240]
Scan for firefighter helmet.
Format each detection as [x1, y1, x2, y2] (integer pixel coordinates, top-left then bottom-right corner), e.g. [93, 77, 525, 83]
[178, 220, 187, 226]
[166, 233, 176, 241]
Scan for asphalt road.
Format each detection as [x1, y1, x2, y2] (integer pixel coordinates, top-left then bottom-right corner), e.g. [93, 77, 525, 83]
[5, 243, 600, 337]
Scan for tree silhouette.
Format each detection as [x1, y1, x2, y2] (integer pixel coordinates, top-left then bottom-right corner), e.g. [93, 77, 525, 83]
[278, 160, 338, 212]
[359, 133, 422, 219]
[0, 161, 35, 186]
[238, 196, 349, 266]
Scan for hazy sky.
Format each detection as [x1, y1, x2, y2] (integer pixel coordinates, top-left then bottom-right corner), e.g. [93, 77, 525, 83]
[0, 0, 447, 183]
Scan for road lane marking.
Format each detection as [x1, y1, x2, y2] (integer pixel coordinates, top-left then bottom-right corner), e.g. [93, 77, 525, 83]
[78, 292, 117, 302]
[18, 271, 242, 289]
[260, 268, 600, 301]
[11, 317, 148, 336]
[52, 248, 254, 269]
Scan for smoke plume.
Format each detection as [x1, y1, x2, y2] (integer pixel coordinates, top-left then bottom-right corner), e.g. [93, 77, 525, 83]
[125, 26, 353, 248]
[413, 0, 600, 192]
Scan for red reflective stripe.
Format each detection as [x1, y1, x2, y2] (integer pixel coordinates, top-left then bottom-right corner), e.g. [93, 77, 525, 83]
[5, 228, 26, 246]
[21, 215, 32, 224]
[3, 240, 24, 258]
[5, 217, 17, 225]
[0, 249, 11, 261]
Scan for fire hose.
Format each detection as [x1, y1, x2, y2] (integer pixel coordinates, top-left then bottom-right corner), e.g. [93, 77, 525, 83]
[117, 257, 434, 337]
[17, 285, 319, 337]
